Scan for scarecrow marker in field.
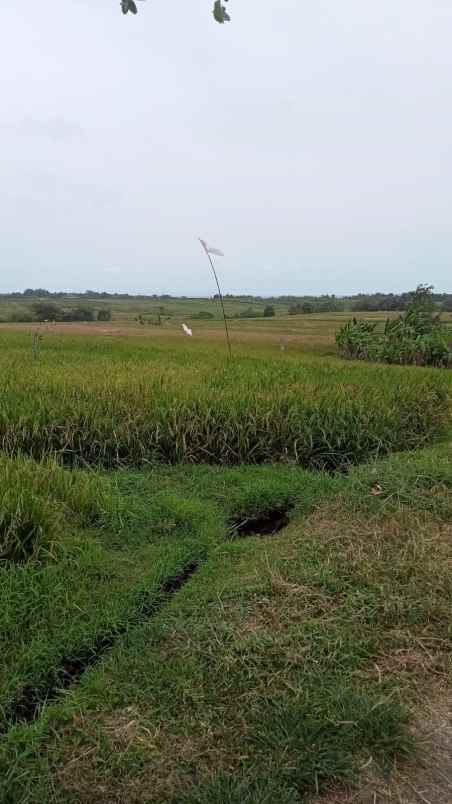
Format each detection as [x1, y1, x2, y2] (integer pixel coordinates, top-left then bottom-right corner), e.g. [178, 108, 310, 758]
[199, 238, 232, 359]
[32, 330, 43, 361]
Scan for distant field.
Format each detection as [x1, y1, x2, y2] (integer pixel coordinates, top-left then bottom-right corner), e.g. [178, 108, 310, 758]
[6, 309, 452, 355]
[0, 295, 290, 323]
[2, 299, 451, 346]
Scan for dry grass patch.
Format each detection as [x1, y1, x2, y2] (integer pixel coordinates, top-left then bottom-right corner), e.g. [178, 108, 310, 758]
[309, 685, 452, 804]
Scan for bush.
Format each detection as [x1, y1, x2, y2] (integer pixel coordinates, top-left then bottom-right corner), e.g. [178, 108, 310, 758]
[288, 302, 316, 315]
[337, 286, 452, 368]
[336, 318, 379, 361]
[32, 302, 64, 322]
[97, 308, 112, 322]
[191, 311, 215, 320]
[263, 305, 275, 317]
[238, 307, 262, 319]
[62, 306, 95, 322]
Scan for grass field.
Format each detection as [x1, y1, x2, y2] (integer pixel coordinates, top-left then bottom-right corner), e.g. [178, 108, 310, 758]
[1, 313, 451, 803]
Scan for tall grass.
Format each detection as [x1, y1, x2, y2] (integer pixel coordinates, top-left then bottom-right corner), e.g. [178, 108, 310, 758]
[0, 332, 449, 470]
[0, 455, 115, 562]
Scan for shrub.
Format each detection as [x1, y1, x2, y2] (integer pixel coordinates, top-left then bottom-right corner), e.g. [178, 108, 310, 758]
[337, 286, 452, 368]
[63, 307, 95, 322]
[192, 311, 215, 320]
[263, 305, 275, 317]
[335, 318, 378, 361]
[32, 302, 64, 322]
[97, 308, 112, 322]
[238, 307, 262, 319]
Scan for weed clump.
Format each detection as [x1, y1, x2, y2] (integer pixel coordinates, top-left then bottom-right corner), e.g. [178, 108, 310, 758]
[0, 488, 57, 563]
[0, 455, 116, 562]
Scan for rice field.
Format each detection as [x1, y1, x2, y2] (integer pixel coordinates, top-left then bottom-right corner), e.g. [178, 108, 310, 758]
[0, 330, 448, 470]
[1, 318, 452, 803]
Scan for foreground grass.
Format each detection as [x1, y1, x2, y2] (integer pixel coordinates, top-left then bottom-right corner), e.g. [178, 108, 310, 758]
[1, 444, 452, 802]
[0, 332, 449, 470]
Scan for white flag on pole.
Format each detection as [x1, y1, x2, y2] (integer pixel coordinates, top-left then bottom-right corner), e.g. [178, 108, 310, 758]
[199, 239, 224, 257]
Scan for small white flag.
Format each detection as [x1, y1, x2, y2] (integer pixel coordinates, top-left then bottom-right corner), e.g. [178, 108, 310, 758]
[199, 238, 224, 257]
[182, 323, 193, 337]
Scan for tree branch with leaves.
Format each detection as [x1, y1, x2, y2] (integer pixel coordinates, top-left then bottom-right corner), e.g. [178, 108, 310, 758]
[120, 0, 231, 22]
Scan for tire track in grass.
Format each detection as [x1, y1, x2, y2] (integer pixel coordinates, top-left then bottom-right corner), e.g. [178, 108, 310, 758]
[4, 495, 294, 733]
[3, 559, 200, 732]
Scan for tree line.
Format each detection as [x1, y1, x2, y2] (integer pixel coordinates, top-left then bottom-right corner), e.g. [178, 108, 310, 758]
[1, 288, 452, 315]
[6, 302, 112, 324]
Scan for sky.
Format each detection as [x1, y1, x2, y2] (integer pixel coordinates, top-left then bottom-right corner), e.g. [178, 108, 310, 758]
[1, 1, 451, 296]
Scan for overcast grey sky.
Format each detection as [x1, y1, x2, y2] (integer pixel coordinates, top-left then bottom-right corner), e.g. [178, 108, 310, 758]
[1, 1, 451, 296]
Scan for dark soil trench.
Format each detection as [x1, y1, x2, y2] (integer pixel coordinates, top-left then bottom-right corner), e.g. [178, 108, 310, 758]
[230, 507, 291, 537]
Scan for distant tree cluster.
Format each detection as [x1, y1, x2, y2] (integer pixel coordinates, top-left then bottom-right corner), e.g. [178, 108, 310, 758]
[287, 292, 452, 315]
[27, 302, 112, 323]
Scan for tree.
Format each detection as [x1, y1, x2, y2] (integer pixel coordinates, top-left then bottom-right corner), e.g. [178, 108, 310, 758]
[403, 285, 440, 335]
[32, 301, 64, 322]
[263, 305, 275, 318]
[301, 302, 314, 314]
[97, 308, 112, 322]
[24, 288, 51, 297]
[407, 284, 436, 315]
[63, 306, 95, 322]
